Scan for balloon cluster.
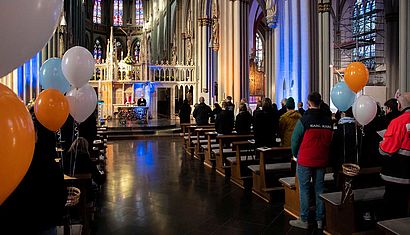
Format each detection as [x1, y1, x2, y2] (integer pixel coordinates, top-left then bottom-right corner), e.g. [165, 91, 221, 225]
[0, 0, 64, 205]
[330, 62, 377, 126]
[36, 46, 97, 131]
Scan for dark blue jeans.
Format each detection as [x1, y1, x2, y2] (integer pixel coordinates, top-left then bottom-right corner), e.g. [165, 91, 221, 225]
[297, 164, 325, 222]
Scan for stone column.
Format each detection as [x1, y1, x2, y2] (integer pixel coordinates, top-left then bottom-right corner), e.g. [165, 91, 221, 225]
[399, 0, 410, 91]
[384, 0, 399, 97]
[300, 0, 311, 105]
[291, 0, 300, 100]
[265, 29, 275, 99]
[318, 0, 331, 103]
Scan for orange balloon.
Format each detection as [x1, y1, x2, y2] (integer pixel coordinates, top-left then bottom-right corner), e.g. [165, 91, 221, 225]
[344, 62, 369, 93]
[0, 84, 35, 205]
[34, 88, 69, 132]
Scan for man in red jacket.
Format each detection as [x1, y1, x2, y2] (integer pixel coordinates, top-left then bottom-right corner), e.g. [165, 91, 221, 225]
[289, 92, 333, 230]
[379, 92, 410, 219]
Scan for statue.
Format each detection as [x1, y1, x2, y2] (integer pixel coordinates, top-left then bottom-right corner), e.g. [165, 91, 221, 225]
[186, 37, 192, 64]
[186, 10, 192, 37]
[171, 33, 177, 64]
[211, 0, 219, 51]
[266, 0, 278, 28]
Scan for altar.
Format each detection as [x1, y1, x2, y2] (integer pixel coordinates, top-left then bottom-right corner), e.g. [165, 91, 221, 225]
[116, 105, 148, 124]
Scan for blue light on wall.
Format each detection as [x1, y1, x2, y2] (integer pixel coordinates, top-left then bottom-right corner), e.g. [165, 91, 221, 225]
[17, 52, 41, 103]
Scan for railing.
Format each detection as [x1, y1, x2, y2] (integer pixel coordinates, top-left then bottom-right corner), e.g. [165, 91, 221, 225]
[148, 61, 196, 83]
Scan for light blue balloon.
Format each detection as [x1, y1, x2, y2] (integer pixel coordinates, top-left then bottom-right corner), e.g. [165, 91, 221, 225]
[331, 81, 356, 112]
[40, 58, 71, 94]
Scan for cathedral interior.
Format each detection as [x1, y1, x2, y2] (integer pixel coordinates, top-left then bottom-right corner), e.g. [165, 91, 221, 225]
[1, 0, 410, 234]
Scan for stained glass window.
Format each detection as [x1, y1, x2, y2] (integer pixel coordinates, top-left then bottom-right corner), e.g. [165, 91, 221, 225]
[93, 0, 102, 24]
[136, 0, 144, 26]
[113, 0, 123, 26]
[93, 40, 102, 63]
[134, 41, 141, 62]
[255, 33, 263, 70]
[352, 0, 377, 70]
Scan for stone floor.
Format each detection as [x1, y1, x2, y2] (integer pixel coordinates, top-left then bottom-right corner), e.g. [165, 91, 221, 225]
[93, 139, 322, 235]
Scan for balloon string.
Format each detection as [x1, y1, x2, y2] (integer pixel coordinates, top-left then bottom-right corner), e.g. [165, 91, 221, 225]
[355, 122, 359, 165]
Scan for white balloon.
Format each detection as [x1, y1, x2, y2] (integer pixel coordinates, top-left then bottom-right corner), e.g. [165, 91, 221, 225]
[0, 0, 63, 77]
[353, 95, 377, 126]
[62, 46, 96, 88]
[66, 84, 97, 123]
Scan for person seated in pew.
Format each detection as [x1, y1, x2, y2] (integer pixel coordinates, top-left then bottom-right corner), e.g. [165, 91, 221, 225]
[279, 97, 302, 147]
[235, 102, 253, 134]
[193, 97, 212, 125]
[254, 98, 276, 147]
[379, 92, 410, 219]
[290, 92, 333, 230]
[215, 101, 234, 134]
[64, 137, 105, 185]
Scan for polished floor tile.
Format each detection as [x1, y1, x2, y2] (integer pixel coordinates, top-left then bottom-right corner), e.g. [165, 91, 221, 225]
[93, 139, 321, 235]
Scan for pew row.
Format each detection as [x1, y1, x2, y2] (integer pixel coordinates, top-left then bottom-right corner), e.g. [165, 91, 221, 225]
[320, 186, 385, 234]
[248, 147, 293, 202]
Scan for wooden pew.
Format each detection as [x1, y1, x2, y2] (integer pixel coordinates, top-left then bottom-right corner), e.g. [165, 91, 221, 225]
[377, 217, 410, 235]
[279, 171, 334, 218]
[193, 127, 215, 160]
[184, 124, 213, 155]
[228, 140, 257, 189]
[248, 147, 293, 202]
[320, 186, 385, 234]
[279, 165, 382, 219]
[203, 131, 219, 168]
[215, 134, 254, 177]
[180, 123, 192, 149]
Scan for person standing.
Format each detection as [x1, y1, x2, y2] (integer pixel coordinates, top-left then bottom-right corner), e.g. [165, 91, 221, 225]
[289, 92, 333, 230]
[279, 97, 302, 147]
[179, 99, 192, 124]
[225, 96, 235, 113]
[192, 97, 212, 125]
[278, 98, 288, 117]
[235, 102, 253, 134]
[253, 98, 276, 147]
[384, 98, 401, 126]
[210, 102, 222, 123]
[215, 101, 234, 134]
[298, 102, 305, 116]
[379, 92, 410, 219]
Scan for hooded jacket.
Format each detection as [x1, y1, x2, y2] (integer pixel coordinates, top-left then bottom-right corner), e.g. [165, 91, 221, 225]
[279, 110, 302, 147]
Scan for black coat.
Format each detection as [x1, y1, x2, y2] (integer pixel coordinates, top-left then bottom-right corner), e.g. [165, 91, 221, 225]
[0, 122, 67, 233]
[215, 110, 234, 134]
[193, 103, 212, 125]
[179, 103, 192, 124]
[235, 111, 253, 134]
[210, 106, 222, 123]
[253, 109, 276, 147]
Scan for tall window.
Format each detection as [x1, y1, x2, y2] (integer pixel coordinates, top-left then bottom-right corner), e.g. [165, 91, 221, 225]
[352, 0, 377, 70]
[136, 0, 144, 26]
[93, 40, 102, 63]
[93, 0, 102, 24]
[255, 33, 264, 70]
[113, 0, 123, 26]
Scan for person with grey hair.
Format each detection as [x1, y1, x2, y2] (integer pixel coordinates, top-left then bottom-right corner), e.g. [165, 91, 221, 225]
[379, 92, 410, 219]
[278, 98, 288, 117]
[193, 97, 212, 125]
